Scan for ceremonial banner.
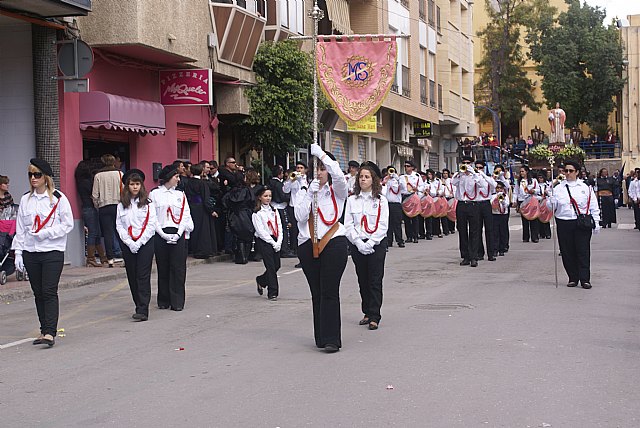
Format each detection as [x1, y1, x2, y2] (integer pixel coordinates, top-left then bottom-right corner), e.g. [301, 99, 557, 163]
[317, 37, 397, 123]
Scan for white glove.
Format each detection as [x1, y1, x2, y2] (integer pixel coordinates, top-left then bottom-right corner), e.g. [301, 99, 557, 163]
[130, 241, 141, 254]
[14, 253, 24, 272]
[310, 143, 324, 159]
[157, 230, 172, 241]
[355, 240, 375, 255]
[391, 173, 399, 179]
[29, 230, 47, 241]
[273, 243, 281, 252]
[362, 240, 376, 255]
[309, 179, 320, 194]
[593, 226, 601, 235]
[167, 234, 179, 245]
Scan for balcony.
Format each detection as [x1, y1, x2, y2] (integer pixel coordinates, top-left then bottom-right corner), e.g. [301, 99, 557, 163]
[392, 72, 399, 94]
[0, 0, 91, 17]
[264, 0, 304, 41]
[400, 0, 409, 8]
[211, 0, 267, 69]
[419, 0, 426, 22]
[429, 80, 436, 108]
[420, 75, 427, 105]
[428, 0, 435, 29]
[437, 84, 443, 112]
[401, 66, 410, 97]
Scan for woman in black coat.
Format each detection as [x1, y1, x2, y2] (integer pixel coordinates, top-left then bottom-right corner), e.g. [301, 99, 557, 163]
[184, 163, 216, 259]
[222, 180, 255, 264]
[596, 168, 616, 228]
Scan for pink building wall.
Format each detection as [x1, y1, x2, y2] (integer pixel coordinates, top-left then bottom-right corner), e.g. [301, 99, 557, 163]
[58, 55, 216, 218]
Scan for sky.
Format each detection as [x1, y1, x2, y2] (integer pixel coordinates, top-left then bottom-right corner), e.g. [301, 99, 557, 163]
[584, 0, 640, 24]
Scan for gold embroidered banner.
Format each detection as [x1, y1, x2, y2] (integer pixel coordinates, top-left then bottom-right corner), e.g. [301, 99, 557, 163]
[316, 37, 397, 124]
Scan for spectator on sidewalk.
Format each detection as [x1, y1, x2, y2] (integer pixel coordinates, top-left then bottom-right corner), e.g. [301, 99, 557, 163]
[0, 175, 13, 210]
[75, 161, 107, 267]
[92, 154, 123, 268]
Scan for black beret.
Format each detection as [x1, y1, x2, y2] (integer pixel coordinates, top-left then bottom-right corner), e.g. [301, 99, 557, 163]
[461, 156, 474, 163]
[159, 165, 178, 182]
[404, 160, 416, 168]
[360, 161, 382, 179]
[426, 168, 435, 175]
[122, 168, 145, 184]
[474, 159, 486, 167]
[30, 158, 53, 177]
[348, 160, 360, 169]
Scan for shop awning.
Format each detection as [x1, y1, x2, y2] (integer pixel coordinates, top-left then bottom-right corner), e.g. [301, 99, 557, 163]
[325, 0, 353, 35]
[79, 91, 166, 135]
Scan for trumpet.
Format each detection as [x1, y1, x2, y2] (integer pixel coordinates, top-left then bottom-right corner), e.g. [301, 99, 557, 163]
[493, 172, 500, 179]
[289, 172, 301, 181]
[388, 167, 396, 175]
[460, 164, 468, 173]
[557, 174, 566, 181]
[498, 194, 505, 201]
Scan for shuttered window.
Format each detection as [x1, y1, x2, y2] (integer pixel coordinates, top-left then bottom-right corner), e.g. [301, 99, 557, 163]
[177, 124, 200, 143]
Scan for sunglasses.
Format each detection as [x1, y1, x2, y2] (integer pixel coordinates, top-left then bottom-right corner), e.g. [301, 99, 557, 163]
[565, 169, 577, 173]
[28, 172, 43, 179]
[227, 160, 236, 164]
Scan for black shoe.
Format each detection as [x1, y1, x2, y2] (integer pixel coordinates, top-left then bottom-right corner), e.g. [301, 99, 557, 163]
[418, 235, 426, 239]
[32, 336, 44, 345]
[281, 252, 297, 259]
[498, 251, 505, 256]
[567, 281, 578, 287]
[41, 336, 55, 347]
[523, 239, 529, 242]
[256, 276, 264, 295]
[470, 259, 478, 267]
[368, 321, 379, 330]
[426, 236, 433, 240]
[438, 234, 443, 238]
[398, 242, 405, 248]
[171, 307, 183, 311]
[132, 313, 148, 321]
[294, 262, 302, 268]
[413, 238, 419, 243]
[158, 305, 170, 309]
[581, 282, 592, 289]
[488, 256, 496, 261]
[268, 296, 278, 301]
[532, 239, 539, 243]
[460, 259, 471, 266]
[324, 344, 339, 353]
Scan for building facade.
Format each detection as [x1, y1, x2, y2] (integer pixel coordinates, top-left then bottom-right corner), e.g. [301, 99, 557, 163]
[620, 14, 640, 170]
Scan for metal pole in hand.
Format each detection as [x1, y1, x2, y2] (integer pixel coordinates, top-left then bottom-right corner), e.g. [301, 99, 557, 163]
[549, 155, 559, 288]
[310, 1, 324, 258]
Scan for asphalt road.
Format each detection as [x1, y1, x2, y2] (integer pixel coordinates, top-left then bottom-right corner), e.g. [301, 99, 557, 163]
[1, 210, 639, 427]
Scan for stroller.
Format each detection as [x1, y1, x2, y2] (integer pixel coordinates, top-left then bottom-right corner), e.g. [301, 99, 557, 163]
[0, 205, 26, 285]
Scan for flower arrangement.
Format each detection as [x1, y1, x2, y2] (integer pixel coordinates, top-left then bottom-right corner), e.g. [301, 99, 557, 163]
[529, 144, 553, 160]
[557, 144, 586, 162]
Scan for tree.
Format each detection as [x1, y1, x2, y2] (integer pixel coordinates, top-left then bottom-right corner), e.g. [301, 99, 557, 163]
[242, 40, 315, 158]
[475, 0, 554, 133]
[528, 0, 625, 129]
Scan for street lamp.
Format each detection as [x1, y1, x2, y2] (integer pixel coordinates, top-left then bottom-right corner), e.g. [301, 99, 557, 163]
[531, 126, 541, 145]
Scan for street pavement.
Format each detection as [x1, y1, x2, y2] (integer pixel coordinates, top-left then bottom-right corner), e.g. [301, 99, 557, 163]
[1, 209, 639, 427]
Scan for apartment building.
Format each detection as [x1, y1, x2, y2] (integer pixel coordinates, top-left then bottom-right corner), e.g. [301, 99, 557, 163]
[620, 15, 640, 170]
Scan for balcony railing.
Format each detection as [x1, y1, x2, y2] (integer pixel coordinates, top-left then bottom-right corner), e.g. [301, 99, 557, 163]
[429, 80, 436, 108]
[437, 84, 443, 112]
[401, 65, 410, 97]
[392, 71, 399, 94]
[419, 0, 426, 21]
[420, 75, 427, 105]
[400, 0, 409, 8]
[436, 6, 441, 33]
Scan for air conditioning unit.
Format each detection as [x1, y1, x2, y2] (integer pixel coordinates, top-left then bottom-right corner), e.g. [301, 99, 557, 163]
[207, 33, 217, 49]
[392, 112, 412, 143]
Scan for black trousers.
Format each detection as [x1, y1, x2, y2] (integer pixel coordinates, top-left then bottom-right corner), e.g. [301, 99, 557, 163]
[349, 241, 386, 323]
[477, 200, 493, 259]
[23, 250, 64, 337]
[456, 201, 480, 260]
[556, 218, 592, 284]
[98, 204, 118, 259]
[491, 214, 509, 254]
[286, 206, 298, 255]
[255, 238, 280, 298]
[539, 220, 551, 238]
[634, 202, 640, 229]
[298, 236, 348, 348]
[403, 213, 419, 240]
[520, 215, 539, 241]
[121, 239, 154, 316]
[154, 230, 188, 310]
[387, 202, 404, 245]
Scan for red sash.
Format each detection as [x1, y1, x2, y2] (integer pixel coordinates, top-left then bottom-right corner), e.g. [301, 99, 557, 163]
[33, 199, 60, 233]
[360, 200, 382, 234]
[167, 197, 186, 224]
[318, 186, 338, 226]
[128, 207, 150, 241]
[267, 210, 279, 239]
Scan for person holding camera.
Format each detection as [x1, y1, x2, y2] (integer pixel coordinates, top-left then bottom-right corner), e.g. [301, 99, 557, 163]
[547, 160, 600, 289]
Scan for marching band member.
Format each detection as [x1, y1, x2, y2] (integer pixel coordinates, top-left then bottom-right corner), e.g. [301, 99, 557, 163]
[474, 160, 497, 261]
[442, 169, 456, 234]
[429, 170, 446, 238]
[492, 164, 511, 190]
[252, 185, 283, 301]
[295, 143, 349, 353]
[401, 160, 423, 243]
[13, 159, 74, 347]
[418, 170, 432, 240]
[452, 156, 482, 267]
[490, 182, 510, 257]
[535, 173, 552, 239]
[345, 160, 360, 196]
[150, 165, 194, 311]
[512, 165, 540, 243]
[629, 168, 640, 230]
[344, 162, 389, 331]
[283, 161, 308, 261]
[382, 166, 406, 247]
[547, 159, 600, 289]
[116, 169, 157, 321]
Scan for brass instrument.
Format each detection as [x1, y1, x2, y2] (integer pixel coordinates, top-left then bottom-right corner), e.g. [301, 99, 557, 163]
[493, 172, 500, 179]
[498, 194, 505, 201]
[460, 164, 468, 173]
[557, 174, 566, 181]
[289, 172, 300, 181]
[388, 167, 396, 175]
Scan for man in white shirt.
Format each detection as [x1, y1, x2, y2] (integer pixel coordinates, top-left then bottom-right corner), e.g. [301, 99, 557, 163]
[269, 165, 295, 258]
[400, 160, 422, 243]
[629, 168, 640, 230]
[283, 161, 309, 262]
[382, 166, 406, 247]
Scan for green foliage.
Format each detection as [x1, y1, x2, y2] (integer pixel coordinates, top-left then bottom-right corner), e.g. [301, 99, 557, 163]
[243, 41, 316, 156]
[527, 0, 626, 128]
[475, 0, 555, 127]
[529, 144, 553, 160]
[557, 144, 586, 162]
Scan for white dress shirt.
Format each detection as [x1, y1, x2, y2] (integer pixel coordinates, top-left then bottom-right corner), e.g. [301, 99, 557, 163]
[116, 198, 157, 251]
[383, 175, 406, 203]
[443, 177, 455, 199]
[512, 179, 537, 203]
[283, 175, 309, 208]
[532, 181, 551, 201]
[252, 204, 284, 248]
[451, 171, 491, 201]
[149, 186, 194, 238]
[490, 193, 510, 215]
[12, 190, 74, 254]
[629, 178, 640, 202]
[294, 155, 348, 244]
[401, 172, 422, 195]
[547, 180, 601, 223]
[429, 179, 445, 197]
[344, 191, 389, 246]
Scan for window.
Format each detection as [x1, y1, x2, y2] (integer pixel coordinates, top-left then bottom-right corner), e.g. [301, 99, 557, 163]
[438, 84, 443, 112]
[402, 65, 410, 97]
[436, 6, 441, 33]
[177, 141, 192, 161]
[420, 75, 427, 105]
[428, 0, 435, 28]
[419, 0, 426, 21]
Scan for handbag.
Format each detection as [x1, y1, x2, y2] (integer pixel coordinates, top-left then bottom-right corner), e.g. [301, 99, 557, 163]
[565, 184, 595, 231]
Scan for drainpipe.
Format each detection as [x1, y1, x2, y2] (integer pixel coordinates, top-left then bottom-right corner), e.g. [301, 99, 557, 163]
[32, 24, 60, 187]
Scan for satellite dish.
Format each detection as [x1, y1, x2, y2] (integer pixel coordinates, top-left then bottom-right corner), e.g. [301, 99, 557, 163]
[58, 39, 94, 78]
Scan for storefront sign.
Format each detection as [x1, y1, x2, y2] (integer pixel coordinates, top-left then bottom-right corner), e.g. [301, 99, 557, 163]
[347, 116, 377, 133]
[413, 121, 432, 137]
[160, 69, 212, 106]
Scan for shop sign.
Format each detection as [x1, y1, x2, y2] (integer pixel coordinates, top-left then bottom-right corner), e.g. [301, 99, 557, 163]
[160, 69, 212, 106]
[347, 116, 377, 133]
[413, 121, 432, 137]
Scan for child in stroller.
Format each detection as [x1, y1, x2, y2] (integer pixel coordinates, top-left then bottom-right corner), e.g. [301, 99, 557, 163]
[0, 204, 27, 285]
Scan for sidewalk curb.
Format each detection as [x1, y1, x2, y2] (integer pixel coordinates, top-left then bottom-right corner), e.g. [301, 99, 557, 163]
[0, 254, 232, 304]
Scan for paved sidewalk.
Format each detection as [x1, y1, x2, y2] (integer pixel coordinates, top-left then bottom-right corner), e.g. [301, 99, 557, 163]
[0, 254, 231, 303]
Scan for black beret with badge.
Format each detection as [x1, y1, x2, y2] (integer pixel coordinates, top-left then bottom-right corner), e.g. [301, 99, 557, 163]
[30, 158, 53, 177]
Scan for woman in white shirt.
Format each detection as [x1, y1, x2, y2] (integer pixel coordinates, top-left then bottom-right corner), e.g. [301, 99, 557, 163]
[252, 185, 283, 300]
[116, 169, 157, 321]
[295, 143, 349, 353]
[512, 165, 540, 243]
[13, 158, 74, 347]
[344, 162, 389, 330]
[547, 160, 600, 289]
[150, 165, 194, 311]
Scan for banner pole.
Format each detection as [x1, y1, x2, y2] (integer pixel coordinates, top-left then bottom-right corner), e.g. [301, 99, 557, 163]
[310, 1, 324, 258]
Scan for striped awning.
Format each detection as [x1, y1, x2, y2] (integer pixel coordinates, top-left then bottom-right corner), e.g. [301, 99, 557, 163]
[325, 0, 352, 35]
